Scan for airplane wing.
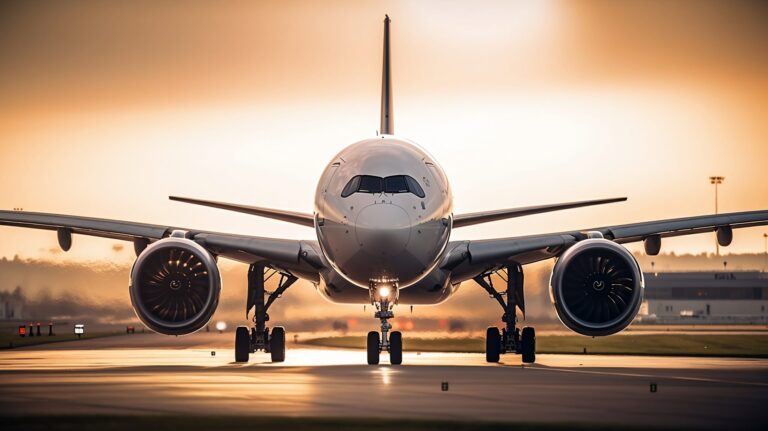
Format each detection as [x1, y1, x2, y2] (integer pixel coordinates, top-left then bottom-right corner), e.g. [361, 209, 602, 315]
[0, 210, 324, 279]
[447, 209, 768, 281]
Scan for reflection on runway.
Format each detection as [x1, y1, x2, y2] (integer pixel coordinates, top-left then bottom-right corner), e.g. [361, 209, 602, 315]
[0, 333, 767, 429]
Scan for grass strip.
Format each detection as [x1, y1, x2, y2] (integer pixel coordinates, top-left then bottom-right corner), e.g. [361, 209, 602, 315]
[0, 331, 126, 350]
[301, 334, 768, 357]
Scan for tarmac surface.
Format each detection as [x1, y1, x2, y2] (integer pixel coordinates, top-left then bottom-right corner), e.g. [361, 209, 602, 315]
[1, 333, 767, 429]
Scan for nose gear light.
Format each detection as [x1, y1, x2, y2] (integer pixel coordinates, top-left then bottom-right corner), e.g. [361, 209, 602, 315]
[367, 278, 402, 364]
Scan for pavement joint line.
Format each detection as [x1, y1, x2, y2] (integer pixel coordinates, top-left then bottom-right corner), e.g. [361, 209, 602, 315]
[524, 365, 768, 387]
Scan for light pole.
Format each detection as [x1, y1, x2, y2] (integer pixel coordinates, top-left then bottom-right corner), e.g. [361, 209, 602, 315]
[763, 233, 767, 272]
[709, 176, 725, 255]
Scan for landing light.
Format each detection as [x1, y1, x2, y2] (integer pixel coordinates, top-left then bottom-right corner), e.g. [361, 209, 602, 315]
[215, 321, 227, 333]
[378, 286, 391, 298]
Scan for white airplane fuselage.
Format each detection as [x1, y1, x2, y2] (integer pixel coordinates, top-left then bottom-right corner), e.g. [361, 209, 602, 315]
[314, 136, 455, 304]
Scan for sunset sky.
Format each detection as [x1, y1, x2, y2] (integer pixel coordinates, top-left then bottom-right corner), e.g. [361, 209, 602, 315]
[1, 0, 767, 265]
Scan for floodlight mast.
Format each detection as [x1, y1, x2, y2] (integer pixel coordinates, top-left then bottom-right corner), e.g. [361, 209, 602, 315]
[709, 176, 725, 255]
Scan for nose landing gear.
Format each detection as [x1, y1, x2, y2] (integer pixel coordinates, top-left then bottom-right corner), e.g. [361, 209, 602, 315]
[474, 264, 536, 364]
[367, 280, 402, 365]
[235, 263, 296, 363]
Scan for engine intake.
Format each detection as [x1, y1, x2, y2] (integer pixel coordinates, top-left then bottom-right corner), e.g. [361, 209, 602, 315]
[129, 237, 221, 335]
[550, 239, 643, 336]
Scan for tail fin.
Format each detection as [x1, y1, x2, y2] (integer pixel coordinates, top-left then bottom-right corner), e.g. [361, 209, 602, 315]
[380, 15, 394, 135]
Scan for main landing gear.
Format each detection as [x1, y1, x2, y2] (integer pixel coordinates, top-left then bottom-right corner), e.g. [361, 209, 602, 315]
[473, 264, 536, 364]
[235, 263, 297, 363]
[366, 280, 403, 365]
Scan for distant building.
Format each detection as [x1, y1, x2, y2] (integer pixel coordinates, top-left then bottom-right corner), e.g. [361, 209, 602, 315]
[639, 271, 768, 324]
[0, 287, 24, 320]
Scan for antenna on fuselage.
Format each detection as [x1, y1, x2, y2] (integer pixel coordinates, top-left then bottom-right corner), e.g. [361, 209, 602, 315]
[380, 15, 394, 136]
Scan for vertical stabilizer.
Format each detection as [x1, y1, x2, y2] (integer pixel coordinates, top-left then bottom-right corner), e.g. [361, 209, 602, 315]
[380, 15, 394, 135]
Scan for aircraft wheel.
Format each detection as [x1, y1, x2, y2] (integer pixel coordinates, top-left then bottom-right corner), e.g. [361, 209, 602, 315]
[521, 326, 536, 363]
[270, 326, 286, 362]
[389, 331, 403, 365]
[367, 331, 380, 365]
[486, 327, 501, 363]
[235, 326, 250, 363]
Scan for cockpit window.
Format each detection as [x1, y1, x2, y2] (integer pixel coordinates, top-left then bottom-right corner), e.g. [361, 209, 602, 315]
[340, 175, 361, 197]
[405, 176, 425, 198]
[341, 175, 425, 198]
[384, 176, 408, 193]
[358, 175, 383, 193]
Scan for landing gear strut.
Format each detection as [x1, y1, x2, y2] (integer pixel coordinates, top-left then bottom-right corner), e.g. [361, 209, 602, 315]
[367, 280, 402, 365]
[473, 264, 536, 363]
[235, 263, 297, 363]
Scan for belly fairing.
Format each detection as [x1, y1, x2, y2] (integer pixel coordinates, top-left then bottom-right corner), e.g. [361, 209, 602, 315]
[315, 265, 458, 305]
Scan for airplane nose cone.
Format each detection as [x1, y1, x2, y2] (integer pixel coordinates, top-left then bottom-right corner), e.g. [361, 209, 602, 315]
[355, 204, 411, 257]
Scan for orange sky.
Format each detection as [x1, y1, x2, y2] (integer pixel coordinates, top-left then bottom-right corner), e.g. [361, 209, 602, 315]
[1, 0, 767, 263]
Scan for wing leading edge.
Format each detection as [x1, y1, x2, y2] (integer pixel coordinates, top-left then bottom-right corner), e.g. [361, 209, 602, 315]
[447, 209, 768, 282]
[0, 210, 322, 279]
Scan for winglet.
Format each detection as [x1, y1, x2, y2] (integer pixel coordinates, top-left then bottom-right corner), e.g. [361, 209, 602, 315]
[380, 15, 394, 135]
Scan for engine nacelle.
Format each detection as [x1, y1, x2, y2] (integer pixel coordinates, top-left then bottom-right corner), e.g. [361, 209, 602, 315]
[550, 239, 644, 336]
[129, 237, 221, 335]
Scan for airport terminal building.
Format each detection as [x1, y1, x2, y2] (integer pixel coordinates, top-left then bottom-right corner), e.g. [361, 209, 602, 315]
[639, 271, 768, 324]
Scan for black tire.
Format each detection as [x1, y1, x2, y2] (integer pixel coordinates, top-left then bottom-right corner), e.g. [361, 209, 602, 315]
[521, 326, 536, 363]
[235, 326, 250, 363]
[486, 327, 501, 363]
[270, 326, 286, 362]
[389, 331, 403, 365]
[367, 331, 380, 365]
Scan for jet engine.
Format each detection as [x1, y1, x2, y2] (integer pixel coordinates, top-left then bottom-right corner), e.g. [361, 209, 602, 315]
[549, 238, 644, 336]
[129, 237, 221, 335]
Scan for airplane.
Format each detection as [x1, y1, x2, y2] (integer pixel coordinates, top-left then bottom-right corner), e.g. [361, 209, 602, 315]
[2, 16, 767, 365]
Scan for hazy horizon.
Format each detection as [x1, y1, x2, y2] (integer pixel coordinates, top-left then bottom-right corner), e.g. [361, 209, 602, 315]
[2, 251, 764, 332]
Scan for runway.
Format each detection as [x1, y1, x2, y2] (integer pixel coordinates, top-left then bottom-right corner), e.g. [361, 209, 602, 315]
[1, 333, 767, 429]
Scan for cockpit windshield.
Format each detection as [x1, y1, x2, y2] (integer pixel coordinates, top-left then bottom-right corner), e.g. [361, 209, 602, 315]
[342, 175, 425, 198]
